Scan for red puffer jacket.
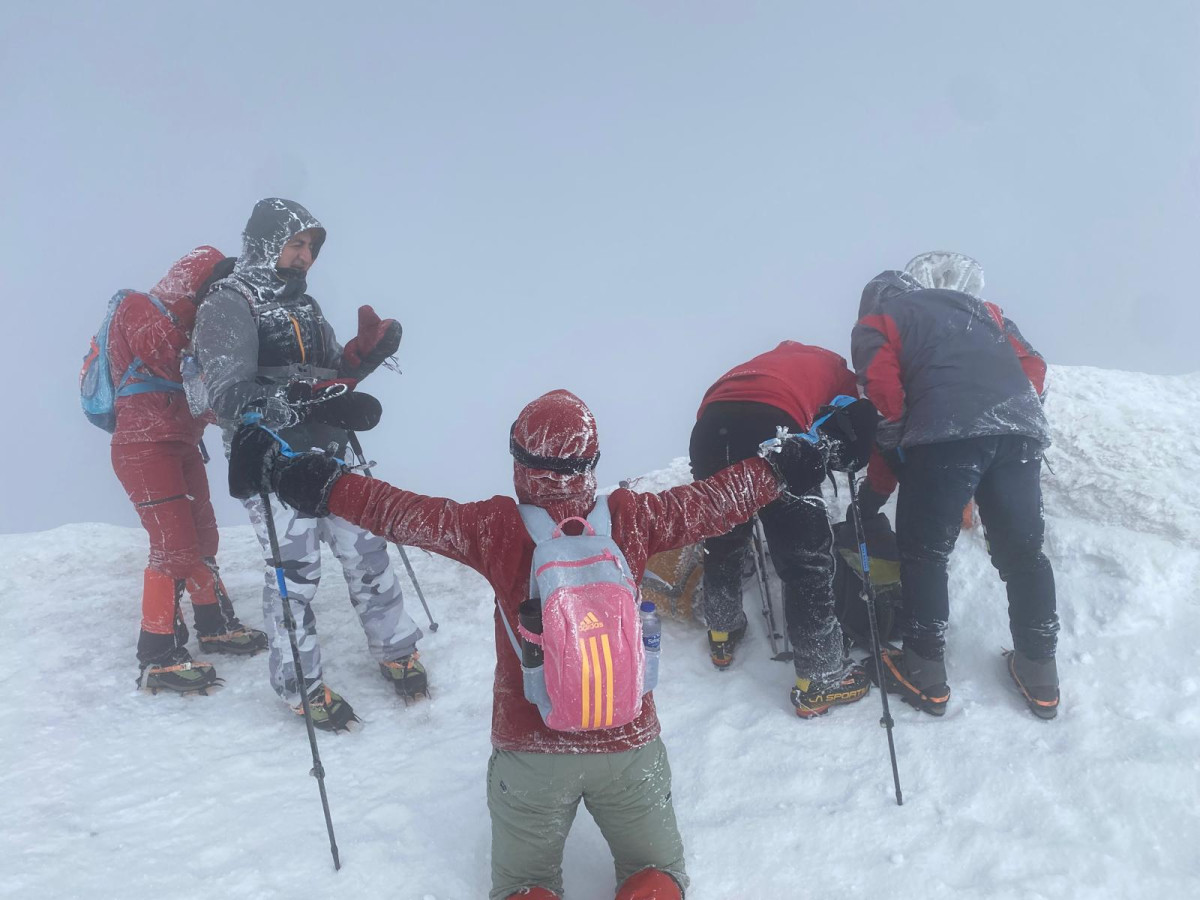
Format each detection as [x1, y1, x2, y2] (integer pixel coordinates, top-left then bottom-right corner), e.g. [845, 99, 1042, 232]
[327, 390, 783, 753]
[109, 247, 225, 446]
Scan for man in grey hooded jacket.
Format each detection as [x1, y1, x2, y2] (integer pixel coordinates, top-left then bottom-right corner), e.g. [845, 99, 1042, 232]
[191, 197, 425, 730]
[851, 251, 1059, 720]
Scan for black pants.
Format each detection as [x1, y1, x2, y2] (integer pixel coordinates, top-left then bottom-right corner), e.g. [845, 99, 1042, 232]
[895, 435, 1059, 660]
[690, 402, 845, 684]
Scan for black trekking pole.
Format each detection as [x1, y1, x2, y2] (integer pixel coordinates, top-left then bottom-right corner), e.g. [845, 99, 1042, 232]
[845, 473, 904, 806]
[260, 491, 343, 869]
[346, 431, 439, 632]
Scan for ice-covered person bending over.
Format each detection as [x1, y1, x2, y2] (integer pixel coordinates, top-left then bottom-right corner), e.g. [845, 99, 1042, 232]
[690, 341, 883, 717]
[109, 246, 268, 694]
[228, 388, 831, 900]
[851, 251, 1059, 719]
[190, 197, 421, 731]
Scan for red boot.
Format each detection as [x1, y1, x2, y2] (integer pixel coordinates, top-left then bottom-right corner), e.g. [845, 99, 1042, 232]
[504, 888, 559, 900]
[615, 868, 683, 900]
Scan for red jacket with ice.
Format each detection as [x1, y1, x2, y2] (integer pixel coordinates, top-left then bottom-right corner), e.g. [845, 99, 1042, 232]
[698, 341, 860, 428]
[108, 247, 225, 446]
[697, 340, 897, 496]
[327, 390, 782, 753]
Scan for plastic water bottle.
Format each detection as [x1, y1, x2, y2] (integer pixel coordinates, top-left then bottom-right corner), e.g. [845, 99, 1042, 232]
[640, 601, 661, 692]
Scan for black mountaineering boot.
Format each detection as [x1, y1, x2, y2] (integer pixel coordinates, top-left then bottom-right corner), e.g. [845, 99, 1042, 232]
[870, 644, 950, 716]
[1005, 650, 1059, 720]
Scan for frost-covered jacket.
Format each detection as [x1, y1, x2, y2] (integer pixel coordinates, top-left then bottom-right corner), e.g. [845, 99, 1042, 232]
[327, 458, 782, 753]
[191, 200, 354, 450]
[851, 271, 1049, 454]
[109, 247, 226, 446]
[697, 341, 860, 428]
[697, 340, 896, 497]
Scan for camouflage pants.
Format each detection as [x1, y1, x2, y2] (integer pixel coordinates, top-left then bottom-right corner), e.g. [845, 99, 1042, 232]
[487, 737, 687, 900]
[243, 496, 422, 704]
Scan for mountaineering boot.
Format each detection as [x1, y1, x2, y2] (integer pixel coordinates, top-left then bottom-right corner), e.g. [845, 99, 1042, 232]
[193, 601, 268, 656]
[295, 684, 359, 732]
[1005, 650, 1059, 720]
[707, 619, 747, 670]
[380, 652, 429, 701]
[615, 867, 684, 900]
[198, 623, 269, 655]
[139, 645, 222, 695]
[870, 644, 950, 716]
[791, 661, 871, 718]
[503, 888, 559, 899]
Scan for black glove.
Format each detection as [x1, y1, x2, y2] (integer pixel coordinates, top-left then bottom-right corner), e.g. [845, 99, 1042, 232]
[764, 436, 828, 495]
[273, 452, 346, 517]
[229, 425, 347, 516]
[229, 425, 283, 500]
[306, 390, 383, 431]
[816, 398, 880, 472]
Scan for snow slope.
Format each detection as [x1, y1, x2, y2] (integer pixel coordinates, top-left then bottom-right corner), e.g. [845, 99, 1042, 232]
[2, 364, 1198, 900]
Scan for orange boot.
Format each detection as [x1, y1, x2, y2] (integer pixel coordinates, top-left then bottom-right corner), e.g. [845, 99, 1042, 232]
[615, 868, 683, 900]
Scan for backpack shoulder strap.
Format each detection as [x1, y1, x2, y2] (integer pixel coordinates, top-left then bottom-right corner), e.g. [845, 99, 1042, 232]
[145, 293, 173, 320]
[517, 504, 557, 544]
[495, 599, 523, 661]
[585, 498, 612, 536]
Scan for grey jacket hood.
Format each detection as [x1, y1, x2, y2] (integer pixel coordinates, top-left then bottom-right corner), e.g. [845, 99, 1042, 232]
[231, 198, 326, 304]
[858, 270, 921, 318]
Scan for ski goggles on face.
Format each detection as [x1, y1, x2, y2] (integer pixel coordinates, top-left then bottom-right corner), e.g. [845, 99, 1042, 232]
[509, 423, 600, 475]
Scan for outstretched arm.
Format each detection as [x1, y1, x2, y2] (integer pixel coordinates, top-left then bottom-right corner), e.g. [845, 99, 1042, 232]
[327, 473, 501, 574]
[618, 457, 782, 561]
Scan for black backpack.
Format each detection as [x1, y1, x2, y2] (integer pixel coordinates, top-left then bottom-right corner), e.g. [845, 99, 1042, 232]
[832, 512, 903, 650]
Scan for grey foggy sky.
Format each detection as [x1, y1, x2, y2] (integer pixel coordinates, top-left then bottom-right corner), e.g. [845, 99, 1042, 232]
[1, 1, 1197, 534]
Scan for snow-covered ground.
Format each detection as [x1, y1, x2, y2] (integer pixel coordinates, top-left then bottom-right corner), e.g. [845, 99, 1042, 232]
[3, 365, 1198, 899]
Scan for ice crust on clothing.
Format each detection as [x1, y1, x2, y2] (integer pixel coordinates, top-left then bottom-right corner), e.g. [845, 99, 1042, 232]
[5, 363, 1198, 898]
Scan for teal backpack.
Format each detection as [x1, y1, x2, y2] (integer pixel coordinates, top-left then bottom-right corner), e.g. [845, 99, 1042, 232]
[79, 290, 183, 433]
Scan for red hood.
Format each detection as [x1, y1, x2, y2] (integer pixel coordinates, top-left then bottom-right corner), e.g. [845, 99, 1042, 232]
[150, 245, 226, 309]
[511, 390, 599, 521]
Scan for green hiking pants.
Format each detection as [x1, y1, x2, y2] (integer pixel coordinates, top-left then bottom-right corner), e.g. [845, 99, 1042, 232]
[487, 737, 687, 899]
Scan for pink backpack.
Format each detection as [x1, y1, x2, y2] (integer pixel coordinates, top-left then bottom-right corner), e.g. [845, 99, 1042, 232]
[507, 501, 648, 732]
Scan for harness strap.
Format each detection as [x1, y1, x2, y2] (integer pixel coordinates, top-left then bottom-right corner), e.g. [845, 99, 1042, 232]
[497, 600, 523, 662]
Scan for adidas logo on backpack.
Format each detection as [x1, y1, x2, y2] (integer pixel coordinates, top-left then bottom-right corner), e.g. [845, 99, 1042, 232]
[503, 501, 655, 732]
